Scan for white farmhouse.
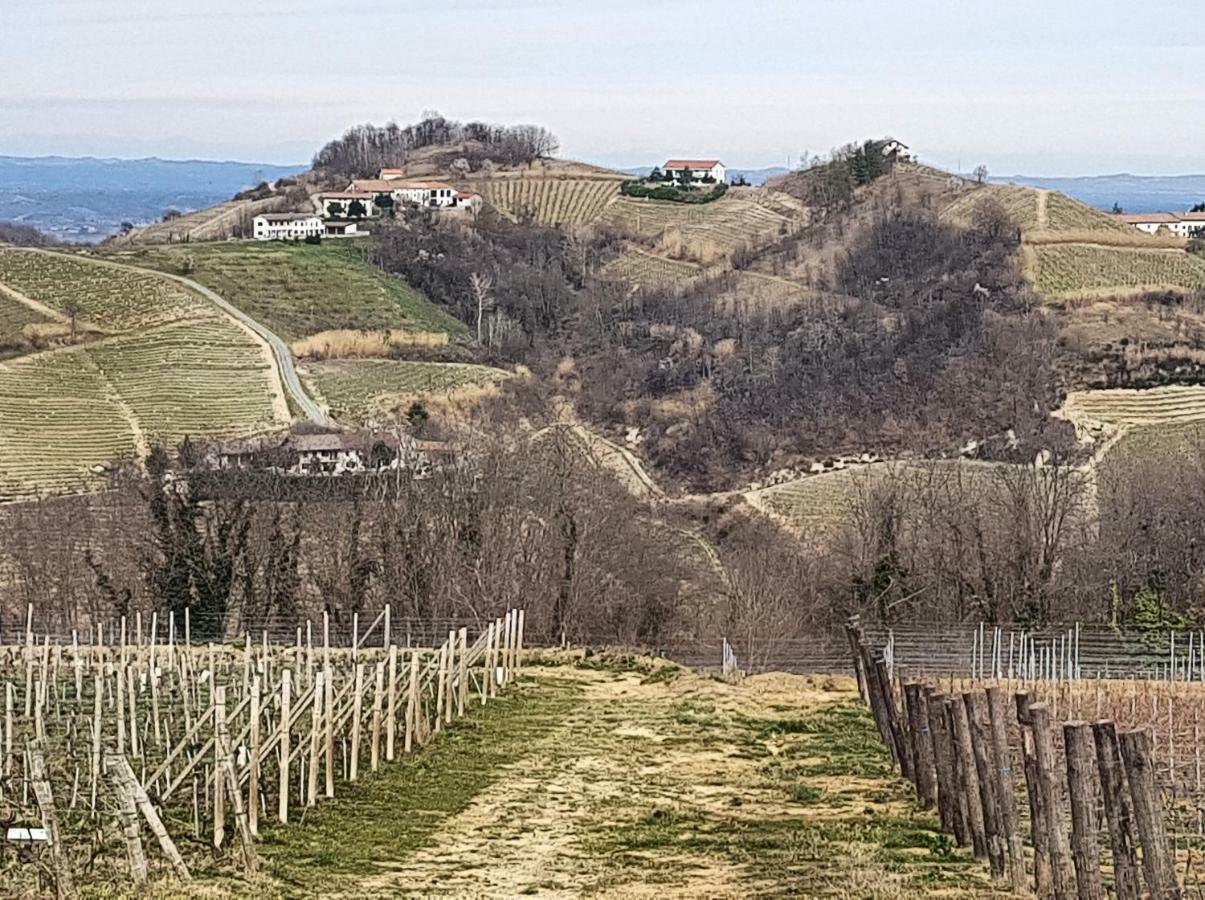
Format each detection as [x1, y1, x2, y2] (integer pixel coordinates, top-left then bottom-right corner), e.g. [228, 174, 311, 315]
[315, 192, 377, 219]
[1117, 212, 1205, 237]
[392, 181, 459, 208]
[252, 213, 324, 241]
[662, 159, 726, 185]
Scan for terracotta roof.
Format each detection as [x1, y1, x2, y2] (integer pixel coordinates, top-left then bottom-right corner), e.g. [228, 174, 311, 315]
[256, 213, 320, 223]
[455, 192, 479, 200]
[396, 181, 455, 191]
[1180, 212, 1205, 221]
[663, 159, 722, 169]
[349, 179, 400, 193]
[1118, 212, 1179, 224]
[319, 191, 375, 200]
[378, 168, 404, 176]
[416, 440, 461, 454]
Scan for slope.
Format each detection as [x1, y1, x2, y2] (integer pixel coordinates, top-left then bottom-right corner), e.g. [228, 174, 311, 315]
[0, 248, 291, 498]
[113, 242, 466, 344]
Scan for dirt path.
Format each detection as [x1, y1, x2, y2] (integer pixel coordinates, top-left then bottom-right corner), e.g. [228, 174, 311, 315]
[260, 658, 1006, 899]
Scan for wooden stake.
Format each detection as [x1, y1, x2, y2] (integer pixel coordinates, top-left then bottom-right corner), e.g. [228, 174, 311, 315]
[1029, 702, 1076, 898]
[1064, 722, 1104, 900]
[986, 686, 1026, 892]
[1119, 728, 1182, 900]
[371, 662, 383, 773]
[29, 740, 75, 898]
[279, 669, 291, 824]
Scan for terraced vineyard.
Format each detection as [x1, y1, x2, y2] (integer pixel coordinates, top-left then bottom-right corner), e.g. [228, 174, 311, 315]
[0, 249, 292, 498]
[89, 320, 285, 443]
[470, 177, 622, 226]
[600, 251, 705, 292]
[121, 242, 465, 341]
[1059, 385, 1205, 428]
[1030, 243, 1205, 299]
[0, 351, 138, 497]
[301, 358, 510, 424]
[1044, 191, 1135, 235]
[0, 290, 52, 337]
[597, 195, 797, 258]
[0, 248, 209, 331]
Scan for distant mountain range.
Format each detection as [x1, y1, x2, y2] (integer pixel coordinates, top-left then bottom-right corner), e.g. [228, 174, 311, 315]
[990, 173, 1205, 214]
[0, 155, 306, 242]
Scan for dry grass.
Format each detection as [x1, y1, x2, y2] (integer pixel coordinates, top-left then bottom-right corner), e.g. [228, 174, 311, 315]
[1029, 243, 1205, 300]
[291, 328, 449, 360]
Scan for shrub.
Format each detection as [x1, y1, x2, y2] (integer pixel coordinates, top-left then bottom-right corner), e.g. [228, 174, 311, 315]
[619, 181, 728, 204]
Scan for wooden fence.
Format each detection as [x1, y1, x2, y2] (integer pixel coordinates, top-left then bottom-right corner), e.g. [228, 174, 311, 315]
[847, 615, 1184, 899]
[0, 605, 527, 897]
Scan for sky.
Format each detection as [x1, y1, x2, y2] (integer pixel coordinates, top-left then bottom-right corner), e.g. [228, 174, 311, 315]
[4, 0, 1205, 175]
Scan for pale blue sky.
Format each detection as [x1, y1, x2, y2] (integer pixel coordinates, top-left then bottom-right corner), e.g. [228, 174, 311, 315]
[3, 0, 1205, 174]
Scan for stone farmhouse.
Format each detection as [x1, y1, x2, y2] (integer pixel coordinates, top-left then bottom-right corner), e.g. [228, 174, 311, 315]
[211, 429, 460, 478]
[662, 159, 727, 185]
[1116, 211, 1205, 237]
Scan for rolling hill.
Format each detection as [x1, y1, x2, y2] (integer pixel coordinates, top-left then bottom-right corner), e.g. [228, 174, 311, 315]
[0, 248, 290, 498]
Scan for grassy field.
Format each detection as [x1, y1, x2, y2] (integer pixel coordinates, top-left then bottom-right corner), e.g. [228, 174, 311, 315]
[114, 242, 466, 342]
[226, 658, 991, 898]
[470, 177, 622, 227]
[301, 358, 510, 424]
[1029, 243, 1205, 299]
[599, 250, 706, 293]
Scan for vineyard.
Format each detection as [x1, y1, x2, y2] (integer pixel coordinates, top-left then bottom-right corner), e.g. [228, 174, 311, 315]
[0, 351, 139, 497]
[88, 320, 287, 444]
[301, 358, 510, 424]
[116, 196, 290, 245]
[599, 250, 705, 293]
[119, 242, 465, 342]
[1059, 385, 1205, 429]
[0, 289, 53, 338]
[0, 248, 211, 332]
[0, 604, 527, 898]
[853, 619, 1205, 897]
[597, 194, 797, 260]
[1029, 243, 1205, 299]
[469, 177, 622, 227]
[0, 250, 292, 498]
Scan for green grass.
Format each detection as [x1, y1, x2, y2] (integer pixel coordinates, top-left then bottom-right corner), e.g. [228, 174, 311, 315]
[115, 242, 467, 341]
[301, 358, 509, 424]
[0, 289, 52, 338]
[258, 678, 582, 897]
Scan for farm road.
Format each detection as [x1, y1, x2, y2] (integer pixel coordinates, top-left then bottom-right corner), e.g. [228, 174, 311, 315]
[23, 248, 334, 428]
[259, 658, 1006, 898]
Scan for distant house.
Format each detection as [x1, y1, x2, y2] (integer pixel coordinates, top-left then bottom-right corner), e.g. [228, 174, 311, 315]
[662, 159, 727, 185]
[454, 191, 483, 214]
[391, 181, 459, 208]
[252, 213, 324, 241]
[315, 192, 377, 219]
[323, 220, 363, 237]
[1116, 212, 1205, 237]
[211, 429, 460, 478]
[378, 167, 405, 181]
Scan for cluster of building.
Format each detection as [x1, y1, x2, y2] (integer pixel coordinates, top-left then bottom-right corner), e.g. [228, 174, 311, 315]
[211, 429, 460, 478]
[1115, 211, 1205, 238]
[251, 167, 483, 242]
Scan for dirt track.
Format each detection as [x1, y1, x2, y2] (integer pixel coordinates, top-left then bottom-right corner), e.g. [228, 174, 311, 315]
[282, 657, 1005, 899]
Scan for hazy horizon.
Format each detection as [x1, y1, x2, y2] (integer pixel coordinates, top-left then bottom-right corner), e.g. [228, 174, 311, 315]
[5, 1, 1205, 176]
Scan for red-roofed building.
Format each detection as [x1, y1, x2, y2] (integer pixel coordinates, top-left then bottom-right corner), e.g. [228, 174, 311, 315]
[1115, 211, 1205, 237]
[662, 159, 726, 185]
[378, 167, 405, 180]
